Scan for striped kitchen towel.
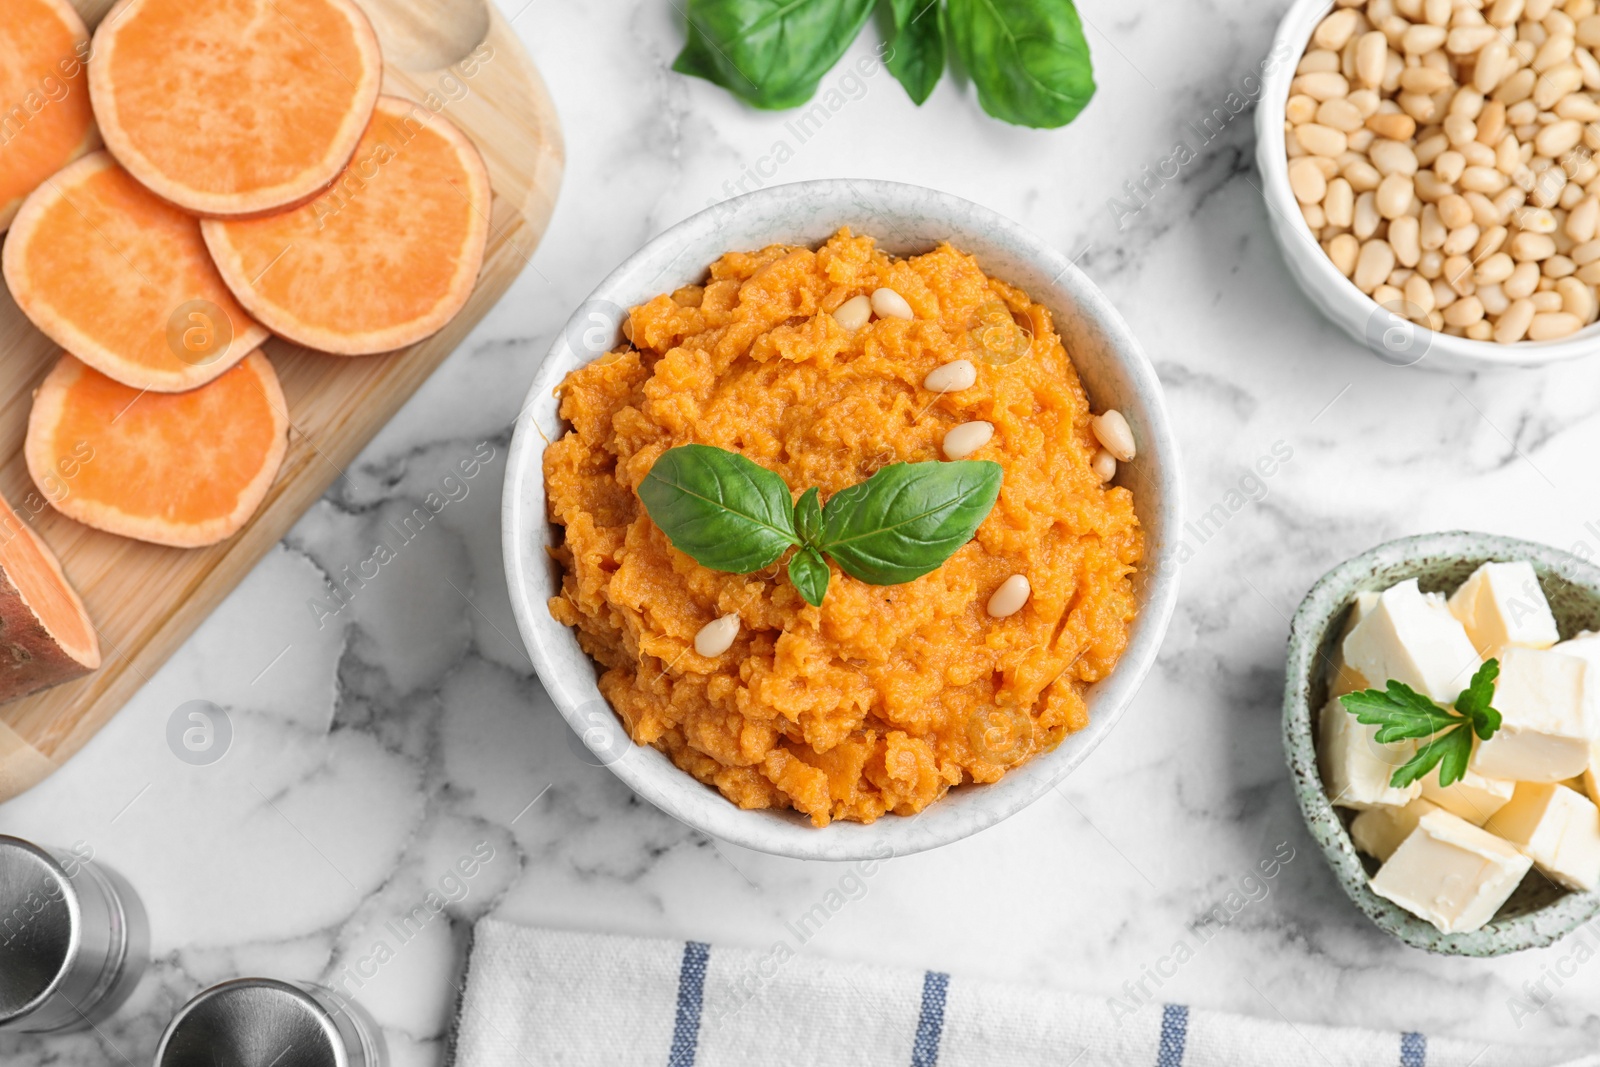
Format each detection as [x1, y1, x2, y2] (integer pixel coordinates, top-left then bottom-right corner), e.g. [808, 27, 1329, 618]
[448, 920, 1598, 1067]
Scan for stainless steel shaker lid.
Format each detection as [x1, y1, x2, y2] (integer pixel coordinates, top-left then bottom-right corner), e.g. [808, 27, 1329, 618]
[156, 979, 382, 1067]
[0, 836, 79, 1022]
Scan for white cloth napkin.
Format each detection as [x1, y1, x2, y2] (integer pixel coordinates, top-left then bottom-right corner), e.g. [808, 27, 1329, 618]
[448, 919, 1597, 1067]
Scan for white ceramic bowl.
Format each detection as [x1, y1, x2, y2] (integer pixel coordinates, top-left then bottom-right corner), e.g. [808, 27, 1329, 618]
[502, 179, 1183, 860]
[1258, 0, 1600, 372]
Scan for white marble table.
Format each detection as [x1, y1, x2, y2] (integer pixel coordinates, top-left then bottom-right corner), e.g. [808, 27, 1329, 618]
[6, 0, 1600, 1062]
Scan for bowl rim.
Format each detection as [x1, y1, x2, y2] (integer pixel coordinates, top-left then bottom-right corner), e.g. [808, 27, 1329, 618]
[1283, 530, 1600, 955]
[500, 178, 1183, 860]
[1257, 0, 1600, 370]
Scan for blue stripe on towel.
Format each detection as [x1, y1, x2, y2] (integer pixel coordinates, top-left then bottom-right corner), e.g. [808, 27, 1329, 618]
[1401, 1031, 1427, 1067]
[911, 970, 950, 1067]
[1157, 1003, 1188, 1066]
[667, 941, 710, 1067]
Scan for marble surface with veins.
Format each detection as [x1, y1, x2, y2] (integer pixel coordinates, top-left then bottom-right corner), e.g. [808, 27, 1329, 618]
[7, 0, 1600, 1062]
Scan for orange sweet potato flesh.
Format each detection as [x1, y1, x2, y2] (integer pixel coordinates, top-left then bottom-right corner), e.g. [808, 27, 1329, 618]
[0, 0, 99, 232]
[0, 494, 100, 703]
[89, 0, 382, 217]
[2, 152, 271, 393]
[26, 351, 289, 548]
[203, 96, 491, 355]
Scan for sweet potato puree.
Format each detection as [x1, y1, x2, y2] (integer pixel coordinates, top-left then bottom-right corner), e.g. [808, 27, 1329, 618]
[544, 229, 1142, 826]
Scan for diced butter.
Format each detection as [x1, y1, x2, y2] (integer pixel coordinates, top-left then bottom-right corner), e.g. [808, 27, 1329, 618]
[1369, 809, 1532, 934]
[1484, 782, 1600, 892]
[1447, 561, 1560, 659]
[1318, 697, 1421, 810]
[1351, 798, 1440, 861]
[1553, 630, 1600, 737]
[1328, 592, 1381, 698]
[1420, 765, 1515, 826]
[1470, 647, 1591, 783]
[1343, 579, 1482, 704]
[1586, 740, 1600, 809]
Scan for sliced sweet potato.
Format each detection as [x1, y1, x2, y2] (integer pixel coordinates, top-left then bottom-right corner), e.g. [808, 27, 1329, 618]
[0, 0, 99, 232]
[26, 351, 289, 548]
[89, 0, 382, 217]
[3, 152, 271, 393]
[0, 495, 100, 703]
[203, 96, 491, 356]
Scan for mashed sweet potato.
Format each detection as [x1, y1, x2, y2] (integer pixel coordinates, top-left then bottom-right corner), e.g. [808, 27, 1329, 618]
[544, 229, 1142, 826]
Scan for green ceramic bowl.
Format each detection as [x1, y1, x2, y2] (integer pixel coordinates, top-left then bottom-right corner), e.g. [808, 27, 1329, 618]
[1285, 532, 1600, 955]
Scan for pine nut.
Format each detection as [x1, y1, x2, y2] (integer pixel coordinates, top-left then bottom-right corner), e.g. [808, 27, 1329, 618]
[1355, 191, 1382, 237]
[986, 575, 1032, 619]
[1495, 297, 1537, 340]
[1325, 177, 1356, 227]
[942, 421, 994, 460]
[1377, 172, 1416, 216]
[1476, 251, 1517, 283]
[1328, 233, 1361, 275]
[1357, 31, 1390, 88]
[1091, 410, 1136, 462]
[695, 614, 740, 657]
[1297, 71, 1353, 100]
[924, 359, 977, 393]
[1316, 9, 1363, 50]
[1478, 282, 1511, 316]
[1391, 214, 1423, 264]
[1356, 239, 1399, 291]
[1506, 260, 1544, 296]
[1443, 294, 1487, 325]
[1300, 123, 1349, 156]
[1513, 230, 1559, 258]
[1318, 97, 1366, 132]
[833, 294, 872, 330]
[1529, 310, 1584, 336]
[871, 288, 913, 321]
[1090, 448, 1117, 482]
[1559, 274, 1599, 318]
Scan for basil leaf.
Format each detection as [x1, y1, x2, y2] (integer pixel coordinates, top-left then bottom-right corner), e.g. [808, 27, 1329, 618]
[883, 0, 945, 105]
[788, 547, 830, 607]
[638, 445, 797, 573]
[673, 0, 877, 110]
[795, 487, 822, 547]
[819, 460, 1002, 585]
[1339, 681, 1462, 743]
[946, 0, 1095, 129]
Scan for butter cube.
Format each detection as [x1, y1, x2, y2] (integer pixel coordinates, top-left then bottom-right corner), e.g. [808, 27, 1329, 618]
[1585, 741, 1600, 809]
[1470, 648, 1591, 783]
[1447, 561, 1560, 659]
[1328, 592, 1381, 699]
[1420, 765, 1515, 826]
[1351, 798, 1440, 861]
[1318, 697, 1420, 810]
[1485, 783, 1600, 892]
[1553, 631, 1600, 737]
[1370, 809, 1532, 934]
[1343, 579, 1482, 704]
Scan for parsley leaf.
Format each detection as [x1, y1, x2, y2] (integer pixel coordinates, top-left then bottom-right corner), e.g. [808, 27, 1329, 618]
[1338, 657, 1503, 789]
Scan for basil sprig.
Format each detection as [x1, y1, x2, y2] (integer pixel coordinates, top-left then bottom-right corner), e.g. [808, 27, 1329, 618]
[1339, 660, 1504, 789]
[637, 444, 1002, 607]
[671, 0, 1094, 129]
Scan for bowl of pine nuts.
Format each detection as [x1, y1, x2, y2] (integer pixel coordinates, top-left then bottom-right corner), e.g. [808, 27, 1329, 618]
[1258, 0, 1600, 371]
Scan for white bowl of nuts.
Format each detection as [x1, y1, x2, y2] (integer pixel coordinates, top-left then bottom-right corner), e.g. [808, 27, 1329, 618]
[1258, 0, 1600, 371]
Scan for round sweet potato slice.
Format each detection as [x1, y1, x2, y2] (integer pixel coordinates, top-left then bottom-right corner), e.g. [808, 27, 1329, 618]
[26, 352, 289, 549]
[203, 96, 491, 356]
[0, 0, 99, 232]
[3, 152, 271, 393]
[0, 495, 100, 703]
[89, 0, 382, 217]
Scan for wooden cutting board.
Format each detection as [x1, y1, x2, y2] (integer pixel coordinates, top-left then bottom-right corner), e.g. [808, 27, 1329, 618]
[0, 0, 563, 800]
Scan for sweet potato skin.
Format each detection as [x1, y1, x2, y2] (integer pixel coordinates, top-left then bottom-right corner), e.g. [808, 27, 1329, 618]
[0, 520, 98, 703]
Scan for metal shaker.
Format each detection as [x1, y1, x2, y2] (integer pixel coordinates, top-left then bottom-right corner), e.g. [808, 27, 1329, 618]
[154, 978, 387, 1067]
[0, 834, 148, 1032]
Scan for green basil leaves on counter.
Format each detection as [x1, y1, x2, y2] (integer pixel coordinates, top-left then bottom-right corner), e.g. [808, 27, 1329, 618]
[883, 0, 945, 106]
[671, 0, 1094, 128]
[946, 0, 1096, 129]
[672, 0, 877, 111]
[638, 444, 1002, 606]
